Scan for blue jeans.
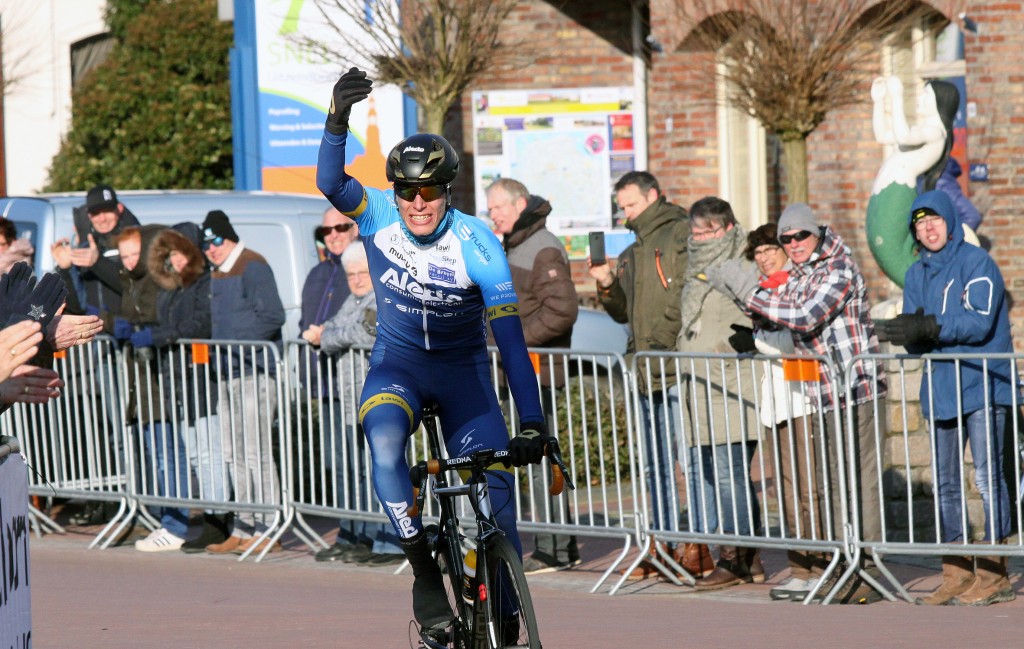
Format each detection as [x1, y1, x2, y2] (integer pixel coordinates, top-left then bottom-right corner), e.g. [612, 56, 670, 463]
[639, 387, 682, 532]
[143, 422, 190, 539]
[935, 406, 1011, 543]
[686, 441, 760, 536]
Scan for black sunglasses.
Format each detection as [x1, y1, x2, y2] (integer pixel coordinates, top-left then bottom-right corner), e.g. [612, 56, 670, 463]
[779, 230, 815, 245]
[316, 223, 355, 238]
[202, 236, 224, 251]
[394, 184, 447, 202]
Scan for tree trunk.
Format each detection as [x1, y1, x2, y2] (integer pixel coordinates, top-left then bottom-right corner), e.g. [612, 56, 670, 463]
[421, 101, 447, 137]
[781, 135, 808, 204]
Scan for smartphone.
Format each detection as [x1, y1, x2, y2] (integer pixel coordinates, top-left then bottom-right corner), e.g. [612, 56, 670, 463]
[588, 231, 607, 266]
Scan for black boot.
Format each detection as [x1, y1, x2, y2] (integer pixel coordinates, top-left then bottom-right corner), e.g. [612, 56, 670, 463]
[401, 531, 454, 630]
[181, 513, 232, 554]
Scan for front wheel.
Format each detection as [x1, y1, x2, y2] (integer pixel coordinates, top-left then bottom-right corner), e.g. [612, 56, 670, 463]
[483, 537, 541, 649]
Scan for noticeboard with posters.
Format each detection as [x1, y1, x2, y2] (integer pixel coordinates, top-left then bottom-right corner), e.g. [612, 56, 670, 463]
[471, 88, 640, 259]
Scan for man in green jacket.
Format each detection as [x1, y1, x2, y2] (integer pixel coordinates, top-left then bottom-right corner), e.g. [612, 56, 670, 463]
[588, 171, 689, 578]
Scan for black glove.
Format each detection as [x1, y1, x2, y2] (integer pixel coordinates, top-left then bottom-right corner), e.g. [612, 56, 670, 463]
[508, 421, 550, 467]
[877, 307, 940, 347]
[325, 67, 373, 135]
[5, 271, 67, 329]
[727, 324, 757, 353]
[0, 261, 36, 324]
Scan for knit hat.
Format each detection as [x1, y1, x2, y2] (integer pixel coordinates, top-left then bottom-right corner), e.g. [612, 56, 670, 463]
[201, 210, 239, 243]
[86, 184, 119, 214]
[777, 203, 819, 239]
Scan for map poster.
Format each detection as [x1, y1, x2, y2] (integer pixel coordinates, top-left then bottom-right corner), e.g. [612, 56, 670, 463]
[471, 87, 640, 258]
[253, 0, 406, 194]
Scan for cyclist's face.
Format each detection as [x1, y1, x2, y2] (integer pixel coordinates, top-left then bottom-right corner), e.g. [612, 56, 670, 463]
[396, 187, 446, 238]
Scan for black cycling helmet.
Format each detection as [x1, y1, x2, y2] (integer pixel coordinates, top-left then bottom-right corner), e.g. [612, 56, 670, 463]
[386, 133, 460, 187]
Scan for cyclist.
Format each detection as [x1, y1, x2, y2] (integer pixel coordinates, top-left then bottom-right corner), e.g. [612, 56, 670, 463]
[316, 68, 550, 633]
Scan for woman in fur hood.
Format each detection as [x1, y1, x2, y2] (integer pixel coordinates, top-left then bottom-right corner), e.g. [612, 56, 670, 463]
[141, 224, 226, 552]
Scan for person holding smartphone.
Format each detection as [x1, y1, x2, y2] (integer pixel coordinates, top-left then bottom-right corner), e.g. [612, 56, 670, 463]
[587, 171, 692, 580]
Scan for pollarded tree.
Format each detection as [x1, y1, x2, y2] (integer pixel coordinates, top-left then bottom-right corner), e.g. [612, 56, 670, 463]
[299, 0, 522, 135]
[45, 0, 234, 191]
[676, 0, 938, 203]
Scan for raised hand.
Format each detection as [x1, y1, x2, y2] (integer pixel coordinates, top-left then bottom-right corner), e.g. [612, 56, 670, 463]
[69, 233, 100, 268]
[0, 320, 43, 383]
[5, 272, 67, 330]
[325, 67, 373, 135]
[0, 364, 64, 405]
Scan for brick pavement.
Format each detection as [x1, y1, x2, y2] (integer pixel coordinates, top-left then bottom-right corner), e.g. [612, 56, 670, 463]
[28, 518, 1024, 649]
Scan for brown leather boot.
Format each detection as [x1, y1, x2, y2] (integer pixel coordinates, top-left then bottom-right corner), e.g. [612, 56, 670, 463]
[676, 543, 714, 578]
[915, 556, 973, 605]
[693, 545, 750, 591]
[205, 534, 243, 554]
[950, 553, 1015, 606]
[745, 547, 765, 584]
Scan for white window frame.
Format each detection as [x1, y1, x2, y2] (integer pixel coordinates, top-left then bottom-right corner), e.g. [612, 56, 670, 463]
[716, 60, 767, 232]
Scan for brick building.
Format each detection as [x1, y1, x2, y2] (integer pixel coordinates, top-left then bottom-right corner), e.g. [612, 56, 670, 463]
[452, 1, 1024, 335]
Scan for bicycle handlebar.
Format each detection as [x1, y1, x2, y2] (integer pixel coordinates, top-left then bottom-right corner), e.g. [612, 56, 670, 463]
[407, 440, 575, 518]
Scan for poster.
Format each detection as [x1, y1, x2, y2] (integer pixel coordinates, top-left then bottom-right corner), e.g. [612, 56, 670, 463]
[253, 0, 406, 194]
[472, 87, 640, 258]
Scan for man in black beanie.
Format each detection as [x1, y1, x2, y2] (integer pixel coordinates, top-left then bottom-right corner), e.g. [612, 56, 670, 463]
[200, 209, 287, 556]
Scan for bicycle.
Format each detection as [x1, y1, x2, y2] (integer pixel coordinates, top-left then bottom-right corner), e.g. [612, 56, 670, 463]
[408, 403, 575, 649]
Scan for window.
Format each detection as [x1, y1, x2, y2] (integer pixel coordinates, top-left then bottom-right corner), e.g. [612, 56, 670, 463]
[716, 60, 767, 231]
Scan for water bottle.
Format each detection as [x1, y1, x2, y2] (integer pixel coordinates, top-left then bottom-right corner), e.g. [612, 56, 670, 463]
[461, 549, 477, 607]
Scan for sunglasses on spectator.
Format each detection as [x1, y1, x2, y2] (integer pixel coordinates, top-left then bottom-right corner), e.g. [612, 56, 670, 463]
[202, 236, 224, 251]
[394, 184, 447, 202]
[316, 223, 355, 238]
[779, 230, 815, 245]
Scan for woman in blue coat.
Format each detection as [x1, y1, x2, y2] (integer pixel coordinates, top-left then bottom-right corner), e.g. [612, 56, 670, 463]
[879, 190, 1015, 607]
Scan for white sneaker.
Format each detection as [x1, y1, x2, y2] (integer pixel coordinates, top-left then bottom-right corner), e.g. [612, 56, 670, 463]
[770, 576, 812, 601]
[135, 528, 186, 552]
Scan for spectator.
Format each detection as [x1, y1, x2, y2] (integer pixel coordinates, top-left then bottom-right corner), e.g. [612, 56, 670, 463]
[147, 224, 228, 553]
[486, 177, 580, 574]
[200, 210, 287, 556]
[53, 184, 137, 526]
[57, 184, 140, 316]
[678, 197, 763, 590]
[878, 191, 1015, 606]
[711, 202, 887, 604]
[0, 217, 34, 274]
[739, 224, 825, 601]
[587, 171, 691, 579]
[295, 207, 376, 563]
[108, 225, 193, 553]
[317, 241, 402, 566]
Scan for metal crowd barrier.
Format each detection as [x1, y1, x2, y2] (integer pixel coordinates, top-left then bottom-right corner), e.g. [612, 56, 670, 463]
[0, 336, 130, 541]
[619, 351, 853, 600]
[11, 335, 1024, 599]
[493, 347, 638, 593]
[850, 351, 1024, 603]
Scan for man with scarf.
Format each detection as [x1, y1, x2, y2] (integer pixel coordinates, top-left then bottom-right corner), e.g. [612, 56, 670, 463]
[676, 196, 764, 589]
[486, 178, 580, 574]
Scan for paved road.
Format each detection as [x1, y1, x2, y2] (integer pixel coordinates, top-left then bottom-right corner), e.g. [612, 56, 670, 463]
[28, 525, 1024, 649]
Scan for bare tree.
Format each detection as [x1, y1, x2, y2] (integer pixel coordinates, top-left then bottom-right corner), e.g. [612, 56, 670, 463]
[300, 0, 522, 135]
[677, 0, 940, 203]
[1, 1, 43, 95]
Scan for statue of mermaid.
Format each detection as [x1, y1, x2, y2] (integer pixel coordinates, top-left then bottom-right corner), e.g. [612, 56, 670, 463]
[866, 76, 965, 287]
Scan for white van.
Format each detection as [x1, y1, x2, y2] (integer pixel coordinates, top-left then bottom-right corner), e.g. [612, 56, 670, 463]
[0, 190, 330, 342]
